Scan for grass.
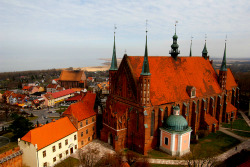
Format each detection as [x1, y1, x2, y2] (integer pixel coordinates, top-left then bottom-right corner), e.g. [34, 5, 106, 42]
[27, 116, 38, 121]
[56, 108, 66, 114]
[190, 131, 240, 158]
[222, 118, 250, 131]
[230, 130, 250, 137]
[148, 131, 240, 160]
[0, 132, 18, 154]
[54, 157, 79, 167]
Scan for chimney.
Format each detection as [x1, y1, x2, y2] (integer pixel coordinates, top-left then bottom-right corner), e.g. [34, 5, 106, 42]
[52, 119, 55, 122]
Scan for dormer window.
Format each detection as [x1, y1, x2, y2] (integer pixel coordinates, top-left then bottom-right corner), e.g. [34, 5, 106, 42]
[186, 86, 196, 98]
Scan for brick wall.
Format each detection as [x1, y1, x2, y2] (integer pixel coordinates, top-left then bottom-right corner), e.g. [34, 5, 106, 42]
[0, 147, 22, 167]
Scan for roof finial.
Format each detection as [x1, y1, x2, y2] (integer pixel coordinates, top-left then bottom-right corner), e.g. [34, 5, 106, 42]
[125, 49, 127, 54]
[114, 24, 117, 35]
[190, 36, 193, 57]
[225, 34, 227, 43]
[175, 21, 178, 34]
[146, 19, 148, 34]
[205, 34, 207, 43]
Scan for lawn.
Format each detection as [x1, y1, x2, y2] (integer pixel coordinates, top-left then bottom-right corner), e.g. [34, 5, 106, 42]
[0, 132, 18, 154]
[56, 108, 67, 114]
[54, 157, 79, 167]
[190, 131, 240, 158]
[27, 116, 38, 121]
[222, 118, 250, 131]
[148, 131, 240, 160]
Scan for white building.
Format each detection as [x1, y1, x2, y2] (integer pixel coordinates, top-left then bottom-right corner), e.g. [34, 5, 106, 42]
[19, 117, 78, 167]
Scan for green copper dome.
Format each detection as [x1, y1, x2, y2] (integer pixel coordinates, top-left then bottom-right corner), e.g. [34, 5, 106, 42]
[173, 33, 178, 40]
[163, 115, 188, 131]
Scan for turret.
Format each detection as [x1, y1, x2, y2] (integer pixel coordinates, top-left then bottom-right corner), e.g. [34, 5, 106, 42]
[139, 30, 151, 106]
[219, 42, 227, 91]
[109, 27, 118, 94]
[202, 40, 208, 59]
[189, 37, 193, 57]
[169, 23, 180, 60]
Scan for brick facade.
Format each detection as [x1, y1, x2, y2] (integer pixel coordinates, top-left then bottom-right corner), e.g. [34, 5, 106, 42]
[101, 54, 238, 155]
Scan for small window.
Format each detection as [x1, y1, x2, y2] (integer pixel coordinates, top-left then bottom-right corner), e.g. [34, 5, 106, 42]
[80, 122, 83, 127]
[191, 90, 195, 97]
[92, 117, 95, 122]
[81, 141, 84, 145]
[88, 137, 90, 141]
[59, 153, 62, 159]
[59, 143, 61, 149]
[66, 150, 68, 155]
[92, 126, 95, 131]
[52, 146, 56, 152]
[86, 119, 88, 125]
[81, 132, 83, 137]
[43, 151, 46, 158]
[86, 129, 88, 134]
[53, 157, 56, 162]
[164, 137, 168, 145]
[43, 162, 47, 167]
[75, 145, 77, 149]
[65, 139, 68, 145]
[74, 135, 76, 140]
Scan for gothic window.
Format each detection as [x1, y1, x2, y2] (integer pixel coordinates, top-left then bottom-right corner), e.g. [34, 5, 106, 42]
[136, 111, 139, 132]
[151, 110, 155, 136]
[196, 100, 199, 122]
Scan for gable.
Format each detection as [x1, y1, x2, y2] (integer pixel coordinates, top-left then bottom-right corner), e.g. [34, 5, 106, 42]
[113, 55, 138, 100]
[127, 56, 222, 105]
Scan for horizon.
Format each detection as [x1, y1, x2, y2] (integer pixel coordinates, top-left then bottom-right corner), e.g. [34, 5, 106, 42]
[1, 0, 250, 72]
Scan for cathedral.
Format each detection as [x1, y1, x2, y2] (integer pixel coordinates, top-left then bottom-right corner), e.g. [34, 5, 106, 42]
[100, 28, 239, 155]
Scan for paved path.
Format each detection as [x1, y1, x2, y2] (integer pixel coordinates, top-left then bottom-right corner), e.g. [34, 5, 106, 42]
[219, 126, 247, 141]
[239, 110, 250, 126]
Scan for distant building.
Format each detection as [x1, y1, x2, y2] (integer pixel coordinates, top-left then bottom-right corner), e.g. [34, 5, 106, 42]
[46, 84, 61, 93]
[63, 93, 97, 149]
[19, 117, 78, 167]
[58, 70, 87, 89]
[42, 94, 55, 107]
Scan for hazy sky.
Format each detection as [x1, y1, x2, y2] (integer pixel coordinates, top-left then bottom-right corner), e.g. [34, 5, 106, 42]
[0, 0, 249, 72]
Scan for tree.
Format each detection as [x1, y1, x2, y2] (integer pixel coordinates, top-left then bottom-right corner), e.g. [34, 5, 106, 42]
[78, 145, 100, 167]
[46, 120, 49, 124]
[9, 115, 33, 141]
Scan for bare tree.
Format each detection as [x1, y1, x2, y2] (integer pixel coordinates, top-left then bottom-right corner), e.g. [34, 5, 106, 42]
[78, 146, 100, 167]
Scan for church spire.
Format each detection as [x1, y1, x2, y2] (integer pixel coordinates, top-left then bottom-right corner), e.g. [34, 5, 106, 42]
[169, 21, 180, 60]
[220, 41, 227, 71]
[189, 36, 193, 57]
[141, 21, 150, 75]
[110, 26, 118, 71]
[202, 34, 208, 59]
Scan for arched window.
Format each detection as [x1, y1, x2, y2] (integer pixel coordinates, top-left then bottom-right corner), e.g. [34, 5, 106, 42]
[164, 107, 168, 122]
[151, 110, 155, 136]
[196, 100, 199, 122]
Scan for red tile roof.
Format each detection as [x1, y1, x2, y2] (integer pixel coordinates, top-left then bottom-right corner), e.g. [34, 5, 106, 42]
[127, 56, 222, 105]
[205, 113, 218, 125]
[43, 93, 54, 100]
[3, 91, 13, 97]
[22, 86, 31, 90]
[47, 84, 58, 89]
[226, 103, 237, 113]
[216, 68, 237, 90]
[59, 70, 86, 81]
[120, 162, 130, 167]
[63, 93, 96, 121]
[21, 117, 77, 150]
[238, 159, 250, 167]
[51, 89, 75, 99]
